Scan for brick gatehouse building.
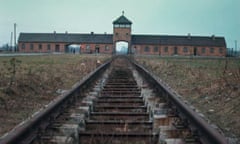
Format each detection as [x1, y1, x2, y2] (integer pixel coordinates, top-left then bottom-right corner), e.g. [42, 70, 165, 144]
[18, 13, 226, 56]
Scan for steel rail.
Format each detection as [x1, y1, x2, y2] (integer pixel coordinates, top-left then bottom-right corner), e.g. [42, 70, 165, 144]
[0, 60, 111, 144]
[133, 60, 228, 144]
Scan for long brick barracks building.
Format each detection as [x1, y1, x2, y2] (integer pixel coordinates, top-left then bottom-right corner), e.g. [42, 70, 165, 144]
[18, 14, 226, 56]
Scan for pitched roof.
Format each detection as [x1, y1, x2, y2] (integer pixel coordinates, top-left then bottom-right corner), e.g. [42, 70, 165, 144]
[18, 33, 226, 47]
[113, 15, 132, 25]
[18, 33, 113, 44]
[132, 35, 226, 47]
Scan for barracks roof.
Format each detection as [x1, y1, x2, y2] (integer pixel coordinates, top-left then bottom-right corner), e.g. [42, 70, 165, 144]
[132, 34, 226, 47]
[18, 33, 226, 47]
[18, 33, 113, 44]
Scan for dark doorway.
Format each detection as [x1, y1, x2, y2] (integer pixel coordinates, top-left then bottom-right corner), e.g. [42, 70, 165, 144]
[65, 45, 68, 53]
[174, 47, 178, 55]
[55, 44, 60, 52]
[194, 47, 197, 56]
[95, 46, 100, 53]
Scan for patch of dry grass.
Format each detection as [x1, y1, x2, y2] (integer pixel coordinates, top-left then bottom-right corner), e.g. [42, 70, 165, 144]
[135, 56, 240, 138]
[0, 54, 110, 136]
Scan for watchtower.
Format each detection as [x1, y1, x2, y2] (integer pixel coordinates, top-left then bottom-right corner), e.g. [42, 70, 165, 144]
[113, 11, 132, 54]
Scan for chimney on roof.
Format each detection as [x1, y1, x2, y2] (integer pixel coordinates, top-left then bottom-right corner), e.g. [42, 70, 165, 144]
[104, 32, 107, 35]
[65, 31, 68, 34]
[91, 32, 94, 35]
[212, 35, 215, 40]
[53, 31, 56, 38]
[187, 33, 191, 40]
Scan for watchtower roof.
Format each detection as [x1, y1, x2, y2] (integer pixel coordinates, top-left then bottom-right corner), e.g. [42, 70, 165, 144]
[113, 14, 132, 25]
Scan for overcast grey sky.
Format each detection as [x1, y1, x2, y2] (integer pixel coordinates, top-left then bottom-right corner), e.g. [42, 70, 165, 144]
[1, 0, 239, 48]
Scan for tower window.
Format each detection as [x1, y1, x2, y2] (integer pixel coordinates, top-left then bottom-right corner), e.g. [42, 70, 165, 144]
[114, 24, 120, 28]
[119, 24, 125, 28]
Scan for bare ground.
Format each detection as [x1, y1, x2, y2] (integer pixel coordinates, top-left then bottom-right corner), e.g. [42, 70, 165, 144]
[0, 54, 110, 136]
[135, 56, 240, 140]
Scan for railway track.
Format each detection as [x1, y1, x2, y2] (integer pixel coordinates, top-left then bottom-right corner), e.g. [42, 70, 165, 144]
[0, 56, 227, 144]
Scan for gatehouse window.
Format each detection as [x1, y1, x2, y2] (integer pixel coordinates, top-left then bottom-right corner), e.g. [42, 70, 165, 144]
[201, 48, 206, 53]
[114, 24, 120, 28]
[119, 24, 125, 28]
[144, 46, 149, 52]
[125, 24, 131, 28]
[210, 48, 214, 53]
[154, 47, 159, 52]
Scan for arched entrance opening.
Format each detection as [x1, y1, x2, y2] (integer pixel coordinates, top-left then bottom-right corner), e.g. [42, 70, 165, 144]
[115, 41, 128, 54]
[67, 44, 81, 54]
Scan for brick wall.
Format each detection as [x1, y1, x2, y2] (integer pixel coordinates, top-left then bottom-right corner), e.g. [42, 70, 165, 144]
[113, 28, 131, 44]
[19, 42, 226, 57]
[80, 43, 113, 54]
[132, 44, 226, 57]
[19, 42, 66, 53]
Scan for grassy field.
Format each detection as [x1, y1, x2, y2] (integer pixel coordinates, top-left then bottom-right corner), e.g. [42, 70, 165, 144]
[0, 54, 110, 136]
[135, 56, 240, 139]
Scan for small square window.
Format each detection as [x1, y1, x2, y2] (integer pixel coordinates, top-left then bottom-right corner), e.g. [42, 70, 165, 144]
[164, 47, 168, 52]
[210, 48, 214, 53]
[202, 48, 206, 53]
[47, 44, 51, 50]
[183, 47, 188, 52]
[21, 43, 25, 49]
[105, 45, 109, 51]
[144, 46, 149, 52]
[219, 48, 223, 54]
[30, 44, 34, 50]
[39, 44, 42, 50]
[154, 47, 159, 52]
[86, 45, 90, 52]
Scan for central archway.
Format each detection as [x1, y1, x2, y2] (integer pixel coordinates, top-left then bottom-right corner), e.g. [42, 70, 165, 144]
[115, 41, 128, 54]
[66, 44, 81, 54]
